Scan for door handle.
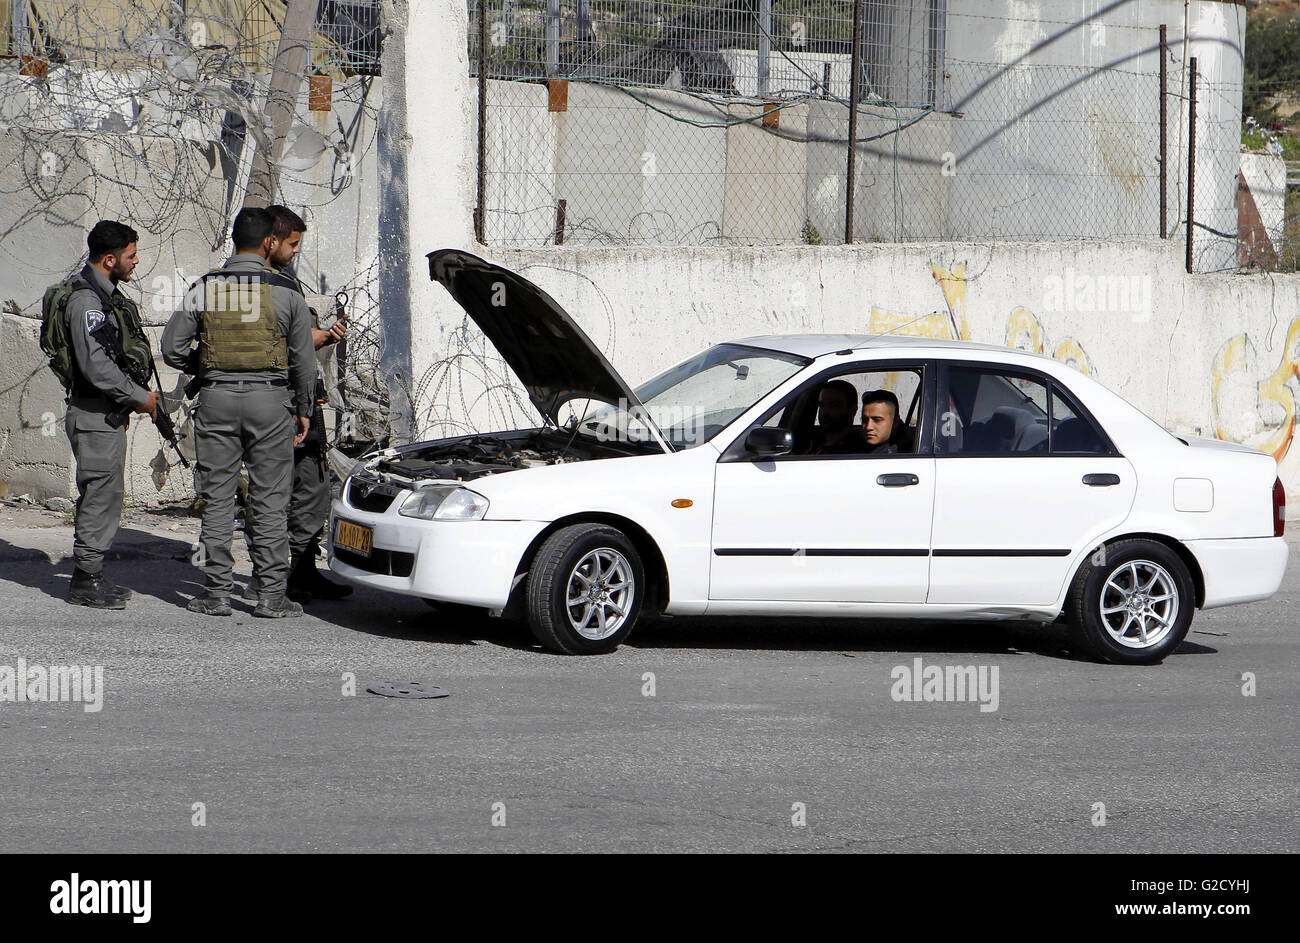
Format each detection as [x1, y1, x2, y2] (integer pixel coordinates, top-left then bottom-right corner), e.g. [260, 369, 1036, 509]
[877, 473, 919, 487]
[1082, 473, 1120, 486]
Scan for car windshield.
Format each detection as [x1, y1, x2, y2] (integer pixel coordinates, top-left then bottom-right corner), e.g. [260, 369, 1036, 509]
[563, 344, 810, 450]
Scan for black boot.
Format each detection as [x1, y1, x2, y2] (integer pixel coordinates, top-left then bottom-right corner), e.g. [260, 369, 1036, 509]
[254, 594, 304, 618]
[187, 594, 232, 617]
[286, 552, 313, 604]
[304, 553, 352, 600]
[99, 572, 132, 601]
[68, 568, 127, 610]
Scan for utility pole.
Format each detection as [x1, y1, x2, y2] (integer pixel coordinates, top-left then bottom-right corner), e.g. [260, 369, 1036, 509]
[246, 0, 318, 207]
[845, 0, 864, 243]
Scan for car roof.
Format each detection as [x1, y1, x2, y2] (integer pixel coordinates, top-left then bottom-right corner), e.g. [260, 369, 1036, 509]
[730, 333, 1055, 361]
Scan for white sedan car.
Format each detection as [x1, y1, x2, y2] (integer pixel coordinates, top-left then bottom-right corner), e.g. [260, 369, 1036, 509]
[329, 249, 1288, 664]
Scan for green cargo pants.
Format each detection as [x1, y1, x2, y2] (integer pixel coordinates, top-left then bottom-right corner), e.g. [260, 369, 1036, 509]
[64, 401, 128, 574]
[193, 380, 294, 599]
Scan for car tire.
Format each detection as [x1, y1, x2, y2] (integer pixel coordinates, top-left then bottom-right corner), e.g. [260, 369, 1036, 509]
[526, 523, 645, 655]
[1065, 539, 1195, 665]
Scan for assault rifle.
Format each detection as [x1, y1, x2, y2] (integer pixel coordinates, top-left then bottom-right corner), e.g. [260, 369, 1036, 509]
[148, 360, 190, 469]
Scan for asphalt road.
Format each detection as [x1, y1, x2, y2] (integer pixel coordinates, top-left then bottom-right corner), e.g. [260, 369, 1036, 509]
[1, 506, 1295, 853]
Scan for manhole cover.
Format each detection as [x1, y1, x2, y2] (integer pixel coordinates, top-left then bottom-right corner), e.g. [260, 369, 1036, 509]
[366, 680, 449, 699]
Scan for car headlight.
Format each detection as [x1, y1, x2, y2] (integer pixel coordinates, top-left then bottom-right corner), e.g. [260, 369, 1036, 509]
[398, 486, 489, 521]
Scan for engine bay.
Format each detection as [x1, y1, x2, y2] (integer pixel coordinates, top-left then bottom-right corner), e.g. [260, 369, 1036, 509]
[368, 429, 648, 484]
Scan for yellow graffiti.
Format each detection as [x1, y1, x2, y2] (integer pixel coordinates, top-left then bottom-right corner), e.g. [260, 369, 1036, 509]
[928, 265, 1095, 377]
[1004, 306, 1045, 354]
[867, 305, 960, 340]
[929, 263, 971, 341]
[1212, 319, 1300, 463]
[1000, 307, 1094, 377]
[1052, 338, 1095, 377]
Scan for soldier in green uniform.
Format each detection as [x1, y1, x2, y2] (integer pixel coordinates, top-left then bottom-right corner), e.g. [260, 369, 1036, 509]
[59, 221, 160, 608]
[162, 207, 315, 618]
[264, 205, 352, 603]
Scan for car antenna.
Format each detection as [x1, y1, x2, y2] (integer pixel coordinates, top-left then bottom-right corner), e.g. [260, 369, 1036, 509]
[857, 311, 947, 345]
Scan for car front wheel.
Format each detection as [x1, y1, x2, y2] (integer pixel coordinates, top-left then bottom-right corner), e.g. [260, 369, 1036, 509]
[526, 523, 645, 654]
[1066, 539, 1195, 665]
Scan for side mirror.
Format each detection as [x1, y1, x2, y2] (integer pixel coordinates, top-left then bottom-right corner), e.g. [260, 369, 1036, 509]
[745, 427, 793, 457]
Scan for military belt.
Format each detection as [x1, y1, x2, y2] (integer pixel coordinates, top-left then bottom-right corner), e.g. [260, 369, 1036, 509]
[199, 377, 288, 388]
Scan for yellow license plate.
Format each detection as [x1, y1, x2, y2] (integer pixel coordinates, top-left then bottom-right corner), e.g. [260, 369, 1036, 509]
[335, 519, 373, 556]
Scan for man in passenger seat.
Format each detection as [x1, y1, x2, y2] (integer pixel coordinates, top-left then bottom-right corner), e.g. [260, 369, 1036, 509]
[861, 389, 905, 454]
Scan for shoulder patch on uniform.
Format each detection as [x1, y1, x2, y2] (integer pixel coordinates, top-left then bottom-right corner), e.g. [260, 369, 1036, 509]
[85, 309, 106, 332]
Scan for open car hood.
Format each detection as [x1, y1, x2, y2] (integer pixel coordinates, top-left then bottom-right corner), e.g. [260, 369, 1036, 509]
[427, 249, 671, 452]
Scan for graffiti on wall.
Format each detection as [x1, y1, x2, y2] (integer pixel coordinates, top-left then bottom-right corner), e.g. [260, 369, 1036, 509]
[1211, 317, 1300, 464]
[863, 261, 1098, 379]
[922, 260, 1299, 468]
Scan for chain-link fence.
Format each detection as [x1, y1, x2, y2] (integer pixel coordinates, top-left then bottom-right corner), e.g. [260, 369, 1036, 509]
[470, 0, 1249, 269]
[471, 0, 943, 104]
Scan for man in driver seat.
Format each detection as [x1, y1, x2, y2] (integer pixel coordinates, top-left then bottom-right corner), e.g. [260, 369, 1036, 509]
[805, 380, 868, 454]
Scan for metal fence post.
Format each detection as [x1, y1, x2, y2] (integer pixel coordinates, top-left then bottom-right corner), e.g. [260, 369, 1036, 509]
[845, 0, 864, 244]
[1159, 24, 1167, 239]
[545, 0, 560, 77]
[1185, 56, 1197, 274]
[475, 0, 488, 244]
[11, 0, 28, 57]
[758, 0, 772, 96]
[576, 0, 591, 42]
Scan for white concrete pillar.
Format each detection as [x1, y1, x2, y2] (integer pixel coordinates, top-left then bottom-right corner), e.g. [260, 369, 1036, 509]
[378, 0, 477, 441]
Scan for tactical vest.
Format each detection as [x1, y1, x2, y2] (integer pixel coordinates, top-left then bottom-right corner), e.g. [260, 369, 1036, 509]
[196, 268, 291, 371]
[42, 272, 152, 393]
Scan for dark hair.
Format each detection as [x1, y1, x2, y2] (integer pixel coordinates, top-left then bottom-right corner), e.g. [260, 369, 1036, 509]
[861, 389, 900, 419]
[266, 204, 308, 239]
[231, 207, 275, 251]
[819, 379, 857, 409]
[87, 220, 138, 262]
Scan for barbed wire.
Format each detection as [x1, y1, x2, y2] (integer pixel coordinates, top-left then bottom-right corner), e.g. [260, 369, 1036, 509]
[0, 0, 390, 487]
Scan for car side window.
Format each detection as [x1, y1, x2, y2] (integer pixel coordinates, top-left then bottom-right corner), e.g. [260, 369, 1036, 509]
[750, 366, 925, 458]
[1050, 384, 1111, 455]
[939, 367, 1049, 455]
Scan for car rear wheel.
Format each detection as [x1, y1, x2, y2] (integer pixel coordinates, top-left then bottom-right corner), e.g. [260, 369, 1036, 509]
[1066, 539, 1194, 665]
[526, 524, 645, 654]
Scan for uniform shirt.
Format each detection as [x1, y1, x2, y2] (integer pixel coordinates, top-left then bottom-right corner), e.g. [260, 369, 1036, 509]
[161, 253, 315, 418]
[280, 265, 327, 383]
[65, 264, 149, 411]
